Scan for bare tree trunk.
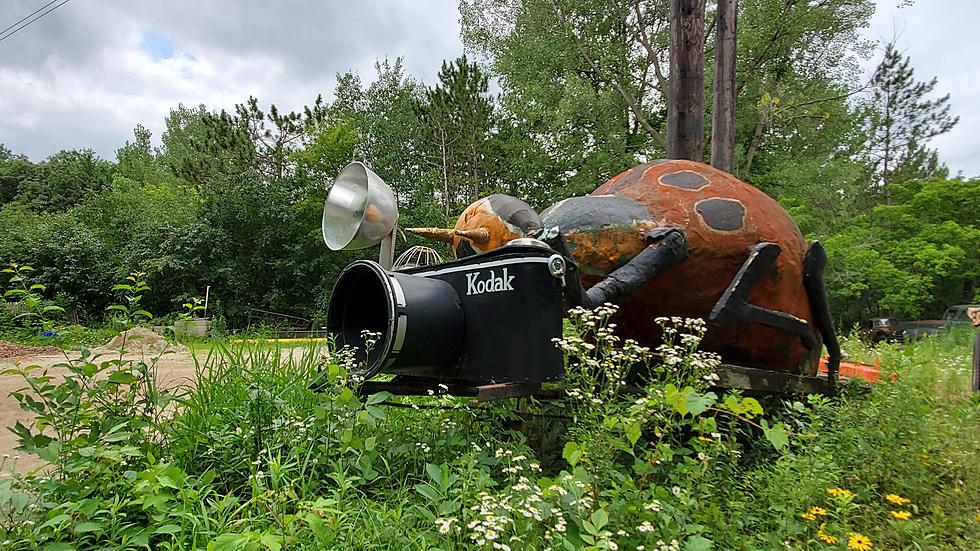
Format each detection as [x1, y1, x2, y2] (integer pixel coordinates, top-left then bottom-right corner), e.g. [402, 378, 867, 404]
[668, 0, 705, 161]
[439, 128, 450, 217]
[742, 78, 775, 176]
[711, 0, 737, 173]
[743, 111, 765, 175]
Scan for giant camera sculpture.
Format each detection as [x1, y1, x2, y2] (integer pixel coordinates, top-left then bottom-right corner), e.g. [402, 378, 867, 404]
[323, 162, 566, 397]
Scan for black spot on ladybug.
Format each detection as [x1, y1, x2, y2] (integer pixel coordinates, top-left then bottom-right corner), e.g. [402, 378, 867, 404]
[696, 198, 745, 231]
[659, 170, 710, 191]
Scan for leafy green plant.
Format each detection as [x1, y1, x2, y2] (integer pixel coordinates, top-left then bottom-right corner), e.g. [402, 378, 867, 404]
[2, 262, 64, 332]
[105, 271, 153, 328]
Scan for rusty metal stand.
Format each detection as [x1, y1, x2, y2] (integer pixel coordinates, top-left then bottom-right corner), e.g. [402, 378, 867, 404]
[358, 376, 561, 401]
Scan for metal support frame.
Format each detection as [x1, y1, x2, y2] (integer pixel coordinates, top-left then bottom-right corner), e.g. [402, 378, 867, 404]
[709, 242, 817, 350]
[378, 229, 397, 270]
[358, 376, 561, 401]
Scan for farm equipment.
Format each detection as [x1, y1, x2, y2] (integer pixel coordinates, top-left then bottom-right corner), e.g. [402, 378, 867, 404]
[895, 304, 980, 342]
[321, 160, 844, 398]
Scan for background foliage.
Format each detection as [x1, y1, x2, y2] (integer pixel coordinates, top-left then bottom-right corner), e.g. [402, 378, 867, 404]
[1, 1, 976, 330]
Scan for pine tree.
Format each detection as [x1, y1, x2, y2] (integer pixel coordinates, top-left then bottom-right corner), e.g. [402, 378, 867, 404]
[416, 56, 495, 216]
[868, 42, 958, 192]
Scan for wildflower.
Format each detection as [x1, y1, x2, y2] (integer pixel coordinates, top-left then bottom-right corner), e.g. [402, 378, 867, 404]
[827, 488, 853, 498]
[435, 517, 456, 534]
[800, 512, 817, 521]
[817, 523, 838, 544]
[638, 521, 655, 533]
[884, 493, 910, 505]
[890, 510, 912, 520]
[847, 532, 872, 550]
[807, 506, 828, 517]
[697, 436, 714, 443]
[644, 500, 662, 512]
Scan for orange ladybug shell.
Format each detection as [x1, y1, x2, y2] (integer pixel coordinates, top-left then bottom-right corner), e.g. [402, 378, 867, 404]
[588, 160, 817, 374]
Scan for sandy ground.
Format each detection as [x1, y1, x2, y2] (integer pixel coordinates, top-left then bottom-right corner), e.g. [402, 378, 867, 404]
[0, 345, 200, 473]
[0, 342, 317, 474]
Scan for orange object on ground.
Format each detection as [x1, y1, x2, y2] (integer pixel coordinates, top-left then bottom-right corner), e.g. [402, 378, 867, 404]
[818, 355, 881, 383]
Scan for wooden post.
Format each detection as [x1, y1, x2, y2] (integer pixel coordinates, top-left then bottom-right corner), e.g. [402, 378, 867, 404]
[668, 0, 705, 161]
[711, 0, 737, 173]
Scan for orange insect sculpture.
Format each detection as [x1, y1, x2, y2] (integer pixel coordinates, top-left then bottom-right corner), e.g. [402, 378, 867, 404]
[410, 160, 840, 381]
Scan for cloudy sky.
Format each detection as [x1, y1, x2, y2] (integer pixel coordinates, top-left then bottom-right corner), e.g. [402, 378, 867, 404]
[1, 0, 977, 178]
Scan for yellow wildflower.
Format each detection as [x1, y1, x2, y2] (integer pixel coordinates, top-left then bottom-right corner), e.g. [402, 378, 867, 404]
[827, 488, 853, 498]
[890, 510, 912, 520]
[847, 532, 873, 551]
[698, 436, 714, 443]
[885, 493, 910, 505]
[808, 506, 828, 517]
[817, 523, 838, 545]
[800, 512, 817, 521]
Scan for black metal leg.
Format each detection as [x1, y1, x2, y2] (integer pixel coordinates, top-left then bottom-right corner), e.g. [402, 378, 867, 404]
[584, 229, 688, 308]
[804, 241, 840, 394]
[709, 242, 818, 350]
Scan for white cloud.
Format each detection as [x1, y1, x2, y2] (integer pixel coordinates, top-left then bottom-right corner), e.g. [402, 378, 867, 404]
[1, 0, 976, 179]
[0, 0, 464, 161]
[863, 1, 980, 178]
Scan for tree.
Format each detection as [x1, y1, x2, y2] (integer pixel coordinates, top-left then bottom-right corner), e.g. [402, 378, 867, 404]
[710, 0, 737, 172]
[667, 0, 705, 161]
[160, 104, 222, 189]
[461, 0, 877, 195]
[822, 177, 979, 325]
[291, 120, 360, 191]
[733, 0, 875, 177]
[866, 42, 958, 192]
[417, 56, 497, 216]
[330, 58, 431, 221]
[14, 149, 112, 212]
[461, 0, 670, 192]
[0, 144, 34, 205]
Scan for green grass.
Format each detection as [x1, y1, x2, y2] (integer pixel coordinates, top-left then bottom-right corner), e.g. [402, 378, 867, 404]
[1, 324, 977, 549]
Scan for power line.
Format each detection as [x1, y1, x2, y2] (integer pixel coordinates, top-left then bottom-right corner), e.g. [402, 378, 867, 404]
[0, 0, 72, 45]
[0, 0, 60, 37]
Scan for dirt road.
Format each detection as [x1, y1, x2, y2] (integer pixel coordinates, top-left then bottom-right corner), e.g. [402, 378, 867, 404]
[0, 344, 203, 473]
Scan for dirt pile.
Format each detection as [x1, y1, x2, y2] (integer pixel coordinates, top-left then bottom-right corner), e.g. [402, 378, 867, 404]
[104, 328, 186, 354]
[0, 340, 58, 360]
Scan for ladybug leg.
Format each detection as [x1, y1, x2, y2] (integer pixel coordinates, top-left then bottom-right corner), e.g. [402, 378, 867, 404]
[803, 240, 840, 393]
[583, 229, 688, 308]
[710, 243, 818, 350]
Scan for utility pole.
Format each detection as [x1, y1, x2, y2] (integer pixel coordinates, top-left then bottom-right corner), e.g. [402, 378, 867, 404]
[711, 0, 737, 173]
[668, 0, 705, 161]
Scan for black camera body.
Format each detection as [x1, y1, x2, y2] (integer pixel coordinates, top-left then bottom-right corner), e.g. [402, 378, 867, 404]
[327, 242, 567, 387]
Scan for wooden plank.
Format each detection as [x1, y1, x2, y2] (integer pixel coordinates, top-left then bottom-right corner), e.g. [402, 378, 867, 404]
[714, 363, 831, 395]
[476, 383, 542, 401]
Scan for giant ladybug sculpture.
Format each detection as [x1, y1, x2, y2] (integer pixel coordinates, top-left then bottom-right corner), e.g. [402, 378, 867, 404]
[410, 159, 840, 384]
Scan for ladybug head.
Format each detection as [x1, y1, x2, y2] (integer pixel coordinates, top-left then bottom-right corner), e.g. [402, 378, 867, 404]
[407, 194, 542, 259]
